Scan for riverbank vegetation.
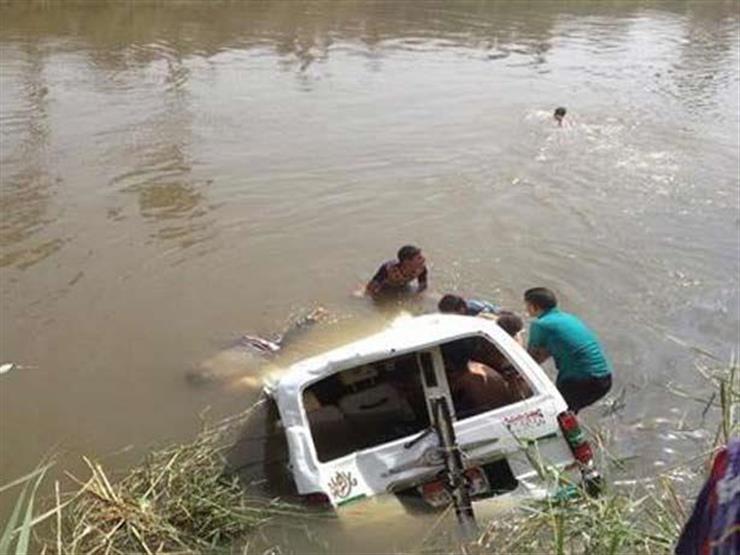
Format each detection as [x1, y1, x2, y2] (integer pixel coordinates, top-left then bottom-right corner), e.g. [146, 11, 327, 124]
[2, 362, 736, 554]
[1, 401, 320, 554]
[428, 361, 738, 554]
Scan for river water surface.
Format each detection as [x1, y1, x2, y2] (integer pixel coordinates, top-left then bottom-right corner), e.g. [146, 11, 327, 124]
[1, 0, 738, 549]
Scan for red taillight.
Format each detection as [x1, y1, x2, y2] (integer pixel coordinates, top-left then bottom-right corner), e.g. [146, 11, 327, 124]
[558, 411, 579, 432]
[573, 442, 593, 463]
[421, 480, 446, 496]
[558, 411, 593, 464]
[302, 492, 332, 507]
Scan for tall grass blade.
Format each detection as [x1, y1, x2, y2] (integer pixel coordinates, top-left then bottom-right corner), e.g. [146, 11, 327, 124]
[15, 464, 47, 555]
[55, 481, 62, 555]
[0, 480, 29, 553]
[0, 464, 52, 495]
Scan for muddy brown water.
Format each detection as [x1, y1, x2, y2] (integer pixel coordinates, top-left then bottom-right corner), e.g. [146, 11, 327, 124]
[1, 0, 738, 550]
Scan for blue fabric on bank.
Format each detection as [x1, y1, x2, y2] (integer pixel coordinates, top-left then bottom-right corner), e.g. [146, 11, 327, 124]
[527, 307, 612, 385]
[466, 299, 501, 316]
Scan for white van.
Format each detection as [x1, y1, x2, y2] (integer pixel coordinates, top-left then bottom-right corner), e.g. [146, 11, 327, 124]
[261, 314, 601, 510]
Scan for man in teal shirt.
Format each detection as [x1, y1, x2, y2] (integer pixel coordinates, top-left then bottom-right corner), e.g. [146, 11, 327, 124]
[524, 287, 612, 413]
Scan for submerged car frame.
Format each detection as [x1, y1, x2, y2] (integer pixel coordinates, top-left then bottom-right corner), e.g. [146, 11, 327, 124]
[262, 313, 601, 509]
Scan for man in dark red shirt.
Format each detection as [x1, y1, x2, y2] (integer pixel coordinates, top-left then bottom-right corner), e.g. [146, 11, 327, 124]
[365, 245, 428, 299]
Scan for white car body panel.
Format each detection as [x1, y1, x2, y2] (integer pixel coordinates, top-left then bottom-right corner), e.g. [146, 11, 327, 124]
[268, 314, 575, 507]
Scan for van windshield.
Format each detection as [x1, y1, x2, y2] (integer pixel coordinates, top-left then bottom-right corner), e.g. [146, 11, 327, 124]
[304, 353, 430, 462]
[441, 336, 534, 420]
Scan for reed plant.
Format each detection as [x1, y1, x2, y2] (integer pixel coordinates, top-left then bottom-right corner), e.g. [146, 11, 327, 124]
[0, 462, 52, 554]
[1, 399, 319, 554]
[446, 359, 738, 554]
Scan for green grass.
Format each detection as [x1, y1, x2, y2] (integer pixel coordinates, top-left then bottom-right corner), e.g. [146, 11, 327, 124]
[51, 401, 315, 554]
[1, 400, 321, 554]
[0, 462, 52, 555]
[473, 477, 686, 554]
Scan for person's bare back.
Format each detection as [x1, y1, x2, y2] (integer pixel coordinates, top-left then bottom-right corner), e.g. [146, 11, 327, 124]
[451, 361, 519, 416]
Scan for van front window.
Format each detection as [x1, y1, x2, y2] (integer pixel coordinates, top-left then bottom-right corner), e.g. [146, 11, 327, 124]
[441, 337, 534, 420]
[304, 354, 430, 462]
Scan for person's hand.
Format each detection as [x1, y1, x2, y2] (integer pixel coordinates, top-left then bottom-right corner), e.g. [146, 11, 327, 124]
[514, 331, 525, 346]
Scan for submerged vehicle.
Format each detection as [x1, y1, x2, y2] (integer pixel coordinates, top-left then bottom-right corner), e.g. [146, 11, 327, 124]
[259, 313, 601, 510]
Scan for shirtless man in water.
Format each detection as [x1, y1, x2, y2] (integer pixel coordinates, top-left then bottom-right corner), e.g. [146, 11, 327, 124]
[554, 106, 567, 126]
[443, 342, 521, 418]
[365, 245, 428, 299]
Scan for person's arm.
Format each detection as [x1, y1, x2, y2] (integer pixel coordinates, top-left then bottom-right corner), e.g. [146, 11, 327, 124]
[365, 264, 388, 297]
[416, 266, 428, 293]
[529, 347, 550, 363]
[527, 321, 551, 363]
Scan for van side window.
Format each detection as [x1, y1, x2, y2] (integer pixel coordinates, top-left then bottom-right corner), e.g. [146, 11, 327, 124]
[304, 354, 430, 462]
[441, 337, 533, 420]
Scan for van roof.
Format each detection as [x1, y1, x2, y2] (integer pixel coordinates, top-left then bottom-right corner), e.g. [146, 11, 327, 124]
[272, 313, 515, 395]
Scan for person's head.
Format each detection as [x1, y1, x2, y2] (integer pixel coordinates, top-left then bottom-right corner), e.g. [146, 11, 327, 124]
[554, 107, 567, 124]
[496, 311, 523, 337]
[438, 294, 468, 315]
[442, 340, 473, 375]
[524, 287, 558, 317]
[397, 244, 425, 271]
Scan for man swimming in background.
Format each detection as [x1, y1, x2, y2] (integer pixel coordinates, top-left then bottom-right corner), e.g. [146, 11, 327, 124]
[438, 294, 501, 317]
[554, 106, 567, 126]
[365, 245, 428, 299]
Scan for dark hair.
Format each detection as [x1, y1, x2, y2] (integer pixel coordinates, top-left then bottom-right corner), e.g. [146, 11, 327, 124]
[496, 311, 523, 337]
[438, 294, 468, 314]
[397, 245, 421, 262]
[441, 339, 474, 371]
[524, 287, 558, 311]
[554, 107, 567, 118]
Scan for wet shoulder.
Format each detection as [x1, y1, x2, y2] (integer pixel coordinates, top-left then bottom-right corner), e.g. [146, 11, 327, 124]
[371, 259, 396, 279]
